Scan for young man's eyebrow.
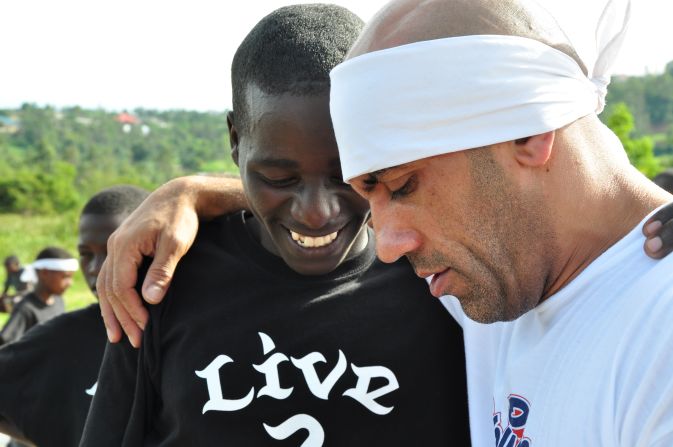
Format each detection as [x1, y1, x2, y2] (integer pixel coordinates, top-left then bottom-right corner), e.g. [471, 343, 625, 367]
[249, 158, 299, 169]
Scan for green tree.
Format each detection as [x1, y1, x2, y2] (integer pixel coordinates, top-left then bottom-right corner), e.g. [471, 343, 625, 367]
[607, 102, 661, 178]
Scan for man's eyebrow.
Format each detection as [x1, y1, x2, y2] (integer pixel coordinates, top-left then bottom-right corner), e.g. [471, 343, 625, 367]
[371, 168, 389, 179]
[363, 168, 389, 185]
[248, 157, 299, 169]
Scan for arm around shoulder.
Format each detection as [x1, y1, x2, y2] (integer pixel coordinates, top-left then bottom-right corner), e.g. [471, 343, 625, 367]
[97, 175, 247, 347]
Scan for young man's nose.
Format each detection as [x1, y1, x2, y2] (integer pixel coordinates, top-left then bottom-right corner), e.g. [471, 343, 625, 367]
[291, 185, 340, 230]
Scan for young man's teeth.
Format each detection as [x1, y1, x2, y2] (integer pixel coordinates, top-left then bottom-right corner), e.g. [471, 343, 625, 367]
[289, 230, 338, 248]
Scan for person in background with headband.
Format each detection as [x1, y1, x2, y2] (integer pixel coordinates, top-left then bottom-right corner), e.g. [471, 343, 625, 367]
[327, 0, 673, 444]
[0, 247, 76, 346]
[0, 185, 149, 447]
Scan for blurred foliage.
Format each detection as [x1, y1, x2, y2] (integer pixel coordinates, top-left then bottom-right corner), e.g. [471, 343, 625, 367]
[603, 60, 673, 164]
[0, 105, 237, 214]
[606, 103, 661, 178]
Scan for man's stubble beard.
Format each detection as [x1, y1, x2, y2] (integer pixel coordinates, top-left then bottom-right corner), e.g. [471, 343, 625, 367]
[425, 148, 559, 323]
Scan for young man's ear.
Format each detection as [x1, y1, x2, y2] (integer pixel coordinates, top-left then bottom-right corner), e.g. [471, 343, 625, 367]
[227, 111, 240, 167]
[513, 131, 555, 167]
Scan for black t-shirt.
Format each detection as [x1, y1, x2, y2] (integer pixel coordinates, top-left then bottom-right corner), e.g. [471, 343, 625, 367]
[0, 293, 65, 345]
[82, 212, 469, 446]
[0, 304, 106, 446]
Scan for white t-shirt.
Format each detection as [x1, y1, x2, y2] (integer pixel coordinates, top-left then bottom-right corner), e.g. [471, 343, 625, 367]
[441, 211, 673, 447]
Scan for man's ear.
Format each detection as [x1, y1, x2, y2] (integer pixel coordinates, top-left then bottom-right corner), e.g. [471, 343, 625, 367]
[227, 111, 240, 167]
[513, 131, 555, 167]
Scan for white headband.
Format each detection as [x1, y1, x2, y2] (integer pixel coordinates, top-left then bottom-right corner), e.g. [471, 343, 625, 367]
[19, 258, 79, 284]
[330, 0, 630, 182]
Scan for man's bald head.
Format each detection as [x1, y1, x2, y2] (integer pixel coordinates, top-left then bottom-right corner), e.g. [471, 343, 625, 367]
[349, 0, 586, 73]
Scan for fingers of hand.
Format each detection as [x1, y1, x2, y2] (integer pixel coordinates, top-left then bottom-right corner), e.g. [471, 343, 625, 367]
[645, 218, 673, 259]
[643, 202, 673, 236]
[112, 290, 145, 349]
[141, 231, 194, 304]
[98, 262, 122, 343]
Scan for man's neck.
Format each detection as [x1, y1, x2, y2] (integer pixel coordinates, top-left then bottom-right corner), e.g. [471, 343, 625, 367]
[34, 284, 56, 305]
[541, 162, 671, 302]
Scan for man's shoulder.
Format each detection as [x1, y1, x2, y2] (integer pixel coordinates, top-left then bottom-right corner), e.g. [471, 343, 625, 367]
[179, 212, 248, 268]
[194, 212, 245, 244]
[35, 304, 101, 334]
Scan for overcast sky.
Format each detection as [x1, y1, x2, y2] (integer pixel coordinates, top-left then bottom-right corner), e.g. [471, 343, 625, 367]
[1, 0, 670, 111]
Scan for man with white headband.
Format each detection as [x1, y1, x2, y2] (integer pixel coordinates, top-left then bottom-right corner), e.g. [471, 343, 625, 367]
[0, 247, 76, 345]
[329, 0, 673, 444]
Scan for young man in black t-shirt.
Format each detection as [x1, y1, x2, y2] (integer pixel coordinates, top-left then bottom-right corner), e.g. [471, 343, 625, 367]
[81, 5, 469, 446]
[0, 185, 149, 447]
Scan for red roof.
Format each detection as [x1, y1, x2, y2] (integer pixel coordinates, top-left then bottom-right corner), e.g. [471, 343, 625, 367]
[115, 112, 140, 125]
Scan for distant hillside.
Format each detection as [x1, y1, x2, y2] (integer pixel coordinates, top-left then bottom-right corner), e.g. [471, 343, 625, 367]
[0, 105, 237, 214]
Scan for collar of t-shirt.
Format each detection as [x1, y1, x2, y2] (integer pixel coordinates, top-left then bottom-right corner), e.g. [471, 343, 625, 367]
[24, 292, 62, 309]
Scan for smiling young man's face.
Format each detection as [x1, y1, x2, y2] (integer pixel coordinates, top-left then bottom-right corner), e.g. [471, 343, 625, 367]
[230, 85, 370, 275]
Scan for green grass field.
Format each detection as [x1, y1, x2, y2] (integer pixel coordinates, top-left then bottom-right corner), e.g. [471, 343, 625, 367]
[0, 213, 96, 326]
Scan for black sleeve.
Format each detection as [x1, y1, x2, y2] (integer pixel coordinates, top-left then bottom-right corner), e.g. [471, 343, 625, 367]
[79, 338, 149, 446]
[0, 306, 33, 345]
[80, 259, 156, 447]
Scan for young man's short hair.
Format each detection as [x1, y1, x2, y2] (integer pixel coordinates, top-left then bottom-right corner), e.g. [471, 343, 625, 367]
[81, 185, 149, 217]
[231, 4, 364, 133]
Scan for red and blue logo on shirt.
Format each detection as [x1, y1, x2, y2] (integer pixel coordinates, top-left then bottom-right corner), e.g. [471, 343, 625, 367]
[493, 394, 532, 447]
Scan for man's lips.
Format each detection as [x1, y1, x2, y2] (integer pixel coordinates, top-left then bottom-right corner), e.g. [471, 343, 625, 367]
[417, 268, 452, 297]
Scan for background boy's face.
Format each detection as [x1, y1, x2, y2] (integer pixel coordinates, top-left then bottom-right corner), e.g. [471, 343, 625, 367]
[37, 269, 74, 296]
[78, 213, 126, 297]
[231, 86, 370, 275]
[4, 260, 19, 273]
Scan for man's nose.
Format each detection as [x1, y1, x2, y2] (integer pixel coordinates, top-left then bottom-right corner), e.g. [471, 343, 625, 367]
[371, 204, 422, 264]
[291, 184, 340, 230]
